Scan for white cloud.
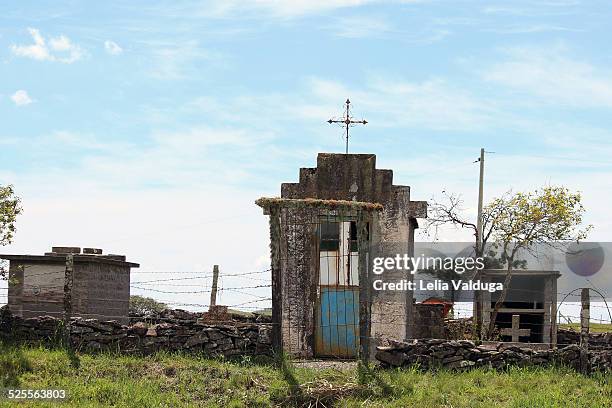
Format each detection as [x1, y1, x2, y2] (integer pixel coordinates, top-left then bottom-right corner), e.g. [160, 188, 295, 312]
[104, 40, 123, 55]
[9, 28, 49, 60]
[330, 16, 393, 38]
[483, 46, 612, 108]
[49, 35, 73, 52]
[147, 41, 227, 80]
[1, 185, 272, 310]
[13, 126, 275, 190]
[201, 0, 424, 18]
[205, 0, 373, 18]
[485, 24, 579, 34]
[261, 0, 373, 17]
[0, 124, 280, 310]
[172, 74, 492, 136]
[10, 28, 83, 63]
[301, 76, 496, 131]
[10, 90, 33, 106]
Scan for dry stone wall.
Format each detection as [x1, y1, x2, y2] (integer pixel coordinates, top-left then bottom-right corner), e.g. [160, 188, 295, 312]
[557, 328, 612, 348]
[376, 338, 612, 372]
[443, 318, 612, 348]
[0, 306, 272, 356]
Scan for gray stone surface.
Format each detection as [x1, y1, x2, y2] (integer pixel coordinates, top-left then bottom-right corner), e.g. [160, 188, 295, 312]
[375, 338, 612, 373]
[0, 306, 273, 357]
[269, 153, 427, 358]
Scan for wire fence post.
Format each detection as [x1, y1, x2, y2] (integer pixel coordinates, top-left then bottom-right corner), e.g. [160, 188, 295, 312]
[580, 288, 589, 374]
[551, 276, 558, 347]
[63, 254, 74, 349]
[210, 265, 219, 307]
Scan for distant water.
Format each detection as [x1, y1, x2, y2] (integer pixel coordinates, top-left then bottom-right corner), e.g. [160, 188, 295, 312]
[453, 301, 612, 324]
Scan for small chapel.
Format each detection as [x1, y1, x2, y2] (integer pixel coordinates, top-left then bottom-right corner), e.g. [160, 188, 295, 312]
[257, 152, 427, 358]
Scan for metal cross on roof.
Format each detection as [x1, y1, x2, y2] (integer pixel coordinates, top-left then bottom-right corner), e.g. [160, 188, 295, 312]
[327, 99, 368, 154]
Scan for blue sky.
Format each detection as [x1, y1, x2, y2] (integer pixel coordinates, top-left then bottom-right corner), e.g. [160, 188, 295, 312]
[2, 0, 612, 309]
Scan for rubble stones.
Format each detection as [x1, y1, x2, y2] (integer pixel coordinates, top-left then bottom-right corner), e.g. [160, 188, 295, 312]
[0, 306, 272, 357]
[444, 319, 612, 350]
[375, 338, 612, 373]
[129, 322, 148, 336]
[557, 328, 612, 349]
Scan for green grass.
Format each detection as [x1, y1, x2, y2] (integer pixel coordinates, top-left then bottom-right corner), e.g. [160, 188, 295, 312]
[0, 343, 611, 407]
[559, 323, 612, 333]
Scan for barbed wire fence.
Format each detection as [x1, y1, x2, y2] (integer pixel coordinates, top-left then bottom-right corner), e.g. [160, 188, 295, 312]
[0, 263, 274, 316]
[0, 262, 611, 356]
[1, 266, 611, 318]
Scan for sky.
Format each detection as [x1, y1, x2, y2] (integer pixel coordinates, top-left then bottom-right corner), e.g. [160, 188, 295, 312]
[1, 0, 612, 311]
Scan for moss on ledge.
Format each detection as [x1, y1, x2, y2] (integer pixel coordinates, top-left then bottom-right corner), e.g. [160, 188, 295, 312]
[255, 197, 383, 211]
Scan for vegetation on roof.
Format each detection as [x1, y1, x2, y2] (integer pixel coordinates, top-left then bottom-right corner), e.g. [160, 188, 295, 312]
[255, 197, 383, 211]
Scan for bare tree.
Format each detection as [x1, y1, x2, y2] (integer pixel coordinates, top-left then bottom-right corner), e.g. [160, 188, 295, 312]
[425, 191, 496, 257]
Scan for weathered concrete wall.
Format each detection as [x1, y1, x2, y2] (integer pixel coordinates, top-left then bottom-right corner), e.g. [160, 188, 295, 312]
[0, 307, 272, 356]
[279, 207, 317, 357]
[73, 262, 131, 323]
[376, 338, 612, 372]
[477, 270, 559, 344]
[8, 262, 64, 318]
[4, 247, 137, 324]
[279, 153, 426, 357]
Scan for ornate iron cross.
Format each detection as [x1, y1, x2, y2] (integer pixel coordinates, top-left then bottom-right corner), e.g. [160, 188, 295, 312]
[327, 99, 368, 154]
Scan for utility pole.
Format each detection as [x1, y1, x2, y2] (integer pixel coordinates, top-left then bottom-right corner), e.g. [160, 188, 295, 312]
[476, 148, 485, 255]
[210, 265, 219, 307]
[475, 148, 485, 339]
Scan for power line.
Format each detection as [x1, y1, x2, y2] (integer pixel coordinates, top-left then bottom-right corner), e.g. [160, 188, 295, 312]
[495, 152, 612, 166]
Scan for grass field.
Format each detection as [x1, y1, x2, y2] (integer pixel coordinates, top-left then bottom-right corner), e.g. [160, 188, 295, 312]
[559, 323, 612, 333]
[1, 343, 611, 407]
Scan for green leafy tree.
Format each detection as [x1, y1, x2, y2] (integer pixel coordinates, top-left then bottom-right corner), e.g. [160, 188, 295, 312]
[484, 186, 590, 338]
[426, 186, 590, 339]
[0, 185, 22, 279]
[129, 295, 167, 315]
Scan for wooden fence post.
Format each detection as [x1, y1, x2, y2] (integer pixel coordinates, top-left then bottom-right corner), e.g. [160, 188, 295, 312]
[210, 265, 219, 307]
[580, 288, 590, 374]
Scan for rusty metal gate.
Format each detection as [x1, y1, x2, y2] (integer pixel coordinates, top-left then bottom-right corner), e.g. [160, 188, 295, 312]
[315, 218, 360, 358]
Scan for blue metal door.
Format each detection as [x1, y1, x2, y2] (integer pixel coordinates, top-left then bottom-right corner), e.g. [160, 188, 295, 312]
[316, 287, 359, 357]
